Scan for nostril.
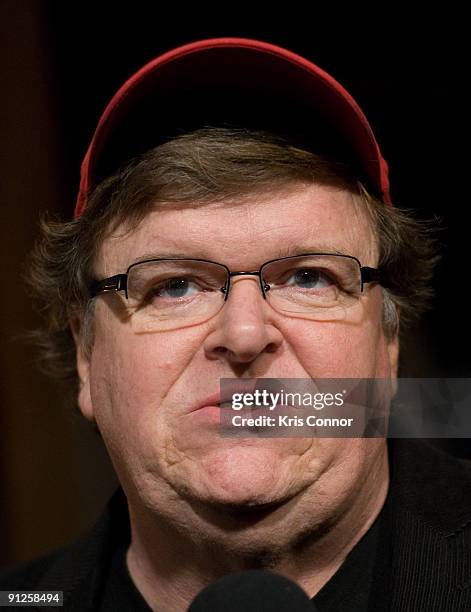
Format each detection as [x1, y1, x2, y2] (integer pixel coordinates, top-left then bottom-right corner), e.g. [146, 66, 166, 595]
[265, 342, 279, 353]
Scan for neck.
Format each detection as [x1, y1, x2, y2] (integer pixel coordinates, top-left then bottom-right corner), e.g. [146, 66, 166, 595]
[126, 444, 389, 612]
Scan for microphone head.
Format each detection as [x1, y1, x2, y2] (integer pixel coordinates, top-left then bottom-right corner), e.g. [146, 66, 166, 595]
[188, 569, 316, 611]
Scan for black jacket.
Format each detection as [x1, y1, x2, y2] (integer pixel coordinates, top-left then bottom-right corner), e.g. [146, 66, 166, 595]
[1, 439, 471, 611]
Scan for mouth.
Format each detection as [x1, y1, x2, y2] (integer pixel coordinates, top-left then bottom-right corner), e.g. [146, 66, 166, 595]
[188, 379, 264, 414]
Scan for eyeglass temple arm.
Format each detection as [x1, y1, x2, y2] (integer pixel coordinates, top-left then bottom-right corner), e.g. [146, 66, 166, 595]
[90, 274, 128, 298]
[360, 266, 384, 288]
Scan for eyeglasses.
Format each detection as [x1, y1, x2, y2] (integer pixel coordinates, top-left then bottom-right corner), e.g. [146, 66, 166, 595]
[90, 253, 383, 332]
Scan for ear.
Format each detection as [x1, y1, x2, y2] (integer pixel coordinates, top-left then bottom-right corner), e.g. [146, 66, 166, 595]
[387, 333, 400, 380]
[382, 297, 400, 380]
[70, 315, 95, 422]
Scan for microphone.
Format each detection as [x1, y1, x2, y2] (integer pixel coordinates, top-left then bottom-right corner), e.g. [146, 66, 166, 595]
[187, 569, 317, 611]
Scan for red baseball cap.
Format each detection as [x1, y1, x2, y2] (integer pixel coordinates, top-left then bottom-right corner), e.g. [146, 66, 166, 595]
[75, 37, 392, 217]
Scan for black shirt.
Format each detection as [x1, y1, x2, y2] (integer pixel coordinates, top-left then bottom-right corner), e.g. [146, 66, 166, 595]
[313, 497, 386, 611]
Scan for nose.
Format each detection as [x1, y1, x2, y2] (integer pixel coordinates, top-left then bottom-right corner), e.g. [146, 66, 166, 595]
[203, 275, 283, 366]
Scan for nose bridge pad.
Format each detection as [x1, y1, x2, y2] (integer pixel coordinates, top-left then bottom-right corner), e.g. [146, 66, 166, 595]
[226, 273, 267, 306]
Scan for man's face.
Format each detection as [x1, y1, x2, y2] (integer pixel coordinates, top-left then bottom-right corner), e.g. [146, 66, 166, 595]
[76, 183, 398, 549]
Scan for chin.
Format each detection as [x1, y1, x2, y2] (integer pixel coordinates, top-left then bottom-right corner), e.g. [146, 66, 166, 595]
[175, 488, 320, 564]
[195, 445, 297, 504]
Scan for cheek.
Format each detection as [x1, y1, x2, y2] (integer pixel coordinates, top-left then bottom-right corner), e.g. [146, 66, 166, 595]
[280, 292, 389, 378]
[87, 306, 206, 440]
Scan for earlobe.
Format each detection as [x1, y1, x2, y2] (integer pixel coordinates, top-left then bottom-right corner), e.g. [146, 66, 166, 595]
[70, 316, 95, 422]
[388, 334, 400, 379]
[77, 373, 94, 422]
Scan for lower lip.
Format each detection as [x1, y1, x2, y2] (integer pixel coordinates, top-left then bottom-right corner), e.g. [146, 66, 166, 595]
[189, 405, 222, 424]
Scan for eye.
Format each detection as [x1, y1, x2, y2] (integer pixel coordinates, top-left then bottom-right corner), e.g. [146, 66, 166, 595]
[283, 268, 334, 290]
[150, 277, 202, 300]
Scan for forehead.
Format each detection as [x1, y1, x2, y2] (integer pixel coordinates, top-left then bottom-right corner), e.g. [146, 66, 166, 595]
[96, 183, 377, 276]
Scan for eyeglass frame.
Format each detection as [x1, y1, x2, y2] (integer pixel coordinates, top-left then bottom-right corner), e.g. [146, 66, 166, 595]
[89, 253, 384, 304]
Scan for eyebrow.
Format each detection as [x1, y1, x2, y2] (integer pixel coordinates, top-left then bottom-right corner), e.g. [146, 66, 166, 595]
[128, 244, 349, 267]
[276, 244, 347, 258]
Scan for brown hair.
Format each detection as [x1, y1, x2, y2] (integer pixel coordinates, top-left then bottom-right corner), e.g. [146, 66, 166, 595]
[27, 126, 440, 396]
